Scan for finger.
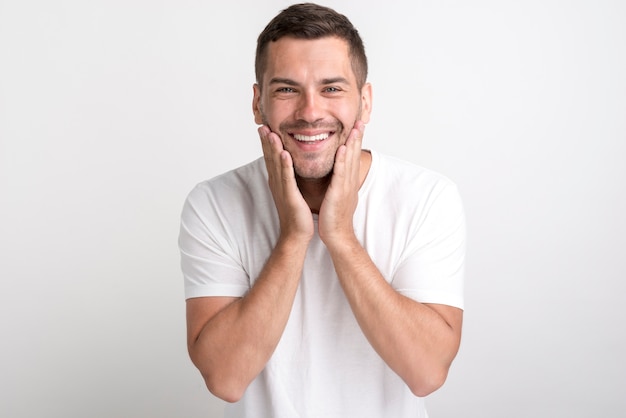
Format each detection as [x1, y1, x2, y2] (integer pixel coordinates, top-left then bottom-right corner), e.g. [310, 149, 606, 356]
[333, 144, 347, 179]
[259, 125, 274, 164]
[269, 131, 285, 155]
[260, 127, 286, 175]
[260, 129, 298, 192]
[279, 150, 296, 186]
[343, 121, 365, 180]
[347, 120, 365, 150]
[259, 127, 286, 193]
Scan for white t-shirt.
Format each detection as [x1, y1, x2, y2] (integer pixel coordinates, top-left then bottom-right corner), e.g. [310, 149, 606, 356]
[179, 150, 466, 418]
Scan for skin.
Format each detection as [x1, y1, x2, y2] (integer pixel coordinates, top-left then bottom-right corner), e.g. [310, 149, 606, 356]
[186, 36, 463, 403]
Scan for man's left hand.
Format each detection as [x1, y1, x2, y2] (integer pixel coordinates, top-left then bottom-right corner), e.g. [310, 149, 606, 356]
[318, 121, 365, 246]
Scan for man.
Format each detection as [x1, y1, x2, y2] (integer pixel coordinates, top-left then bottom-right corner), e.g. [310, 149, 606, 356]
[179, 3, 465, 417]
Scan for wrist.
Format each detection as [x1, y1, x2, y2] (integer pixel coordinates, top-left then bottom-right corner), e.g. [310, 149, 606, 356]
[321, 230, 360, 254]
[276, 230, 313, 253]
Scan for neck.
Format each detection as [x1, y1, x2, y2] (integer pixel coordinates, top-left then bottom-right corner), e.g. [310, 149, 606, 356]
[296, 150, 373, 214]
[296, 175, 331, 214]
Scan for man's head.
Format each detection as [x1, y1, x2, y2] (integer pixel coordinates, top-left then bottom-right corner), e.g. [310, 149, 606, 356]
[252, 4, 372, 180]
[255, 3, 368, 91]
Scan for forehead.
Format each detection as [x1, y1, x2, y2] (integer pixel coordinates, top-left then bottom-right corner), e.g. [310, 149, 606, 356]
[263, 36, 356, 84]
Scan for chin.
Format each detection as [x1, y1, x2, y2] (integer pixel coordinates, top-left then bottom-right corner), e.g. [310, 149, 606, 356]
[294, 162, 334, 180]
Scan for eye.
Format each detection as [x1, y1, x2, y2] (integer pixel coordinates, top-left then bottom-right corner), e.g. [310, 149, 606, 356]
[324, 86, 341, 93]
[276, 87, 296, 93]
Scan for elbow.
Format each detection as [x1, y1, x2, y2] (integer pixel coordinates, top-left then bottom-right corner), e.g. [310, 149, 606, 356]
[203, 372, 247, 403]
[407, 367, 449, 398]
[203, 376, 245, 403]
[189, 347, 249, 403]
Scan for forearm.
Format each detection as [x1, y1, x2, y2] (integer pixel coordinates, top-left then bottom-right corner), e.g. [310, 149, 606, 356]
[188, 236, 309, 402]
[326, 237, 462, 397]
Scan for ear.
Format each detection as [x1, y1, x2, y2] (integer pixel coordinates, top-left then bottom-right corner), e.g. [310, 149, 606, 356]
[252, 83, 263, 125]
[359, 82, 373, 124]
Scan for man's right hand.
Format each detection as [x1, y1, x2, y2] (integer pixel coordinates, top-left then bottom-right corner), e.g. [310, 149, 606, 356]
[259, 125, 314, 242]
[187, 125, 314, 403]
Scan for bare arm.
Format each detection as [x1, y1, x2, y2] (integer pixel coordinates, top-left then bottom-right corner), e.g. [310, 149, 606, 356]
[186, 126, 313, 402]
[318, 122, 463, 397]
[186, 236, 308, 402]
[323, 239, 462, 397]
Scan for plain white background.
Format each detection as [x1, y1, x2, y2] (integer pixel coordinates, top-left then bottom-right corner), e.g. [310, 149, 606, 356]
[1, 0, 624, 417]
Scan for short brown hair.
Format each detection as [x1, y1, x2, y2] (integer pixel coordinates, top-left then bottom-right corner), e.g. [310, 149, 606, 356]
[255, 3, 368, 89]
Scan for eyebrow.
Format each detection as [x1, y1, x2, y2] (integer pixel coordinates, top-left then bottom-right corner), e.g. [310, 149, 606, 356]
[268, 77, 350, 86]
[269, 77, 299, 86]
[320, 77, 350, 85]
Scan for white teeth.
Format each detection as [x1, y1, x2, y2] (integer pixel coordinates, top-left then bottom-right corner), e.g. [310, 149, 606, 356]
[293, 133, 329, 142]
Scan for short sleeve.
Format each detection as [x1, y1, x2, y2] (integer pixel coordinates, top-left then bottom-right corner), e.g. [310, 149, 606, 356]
[392, 182, 466, 309]
[178, 184, 251, 300]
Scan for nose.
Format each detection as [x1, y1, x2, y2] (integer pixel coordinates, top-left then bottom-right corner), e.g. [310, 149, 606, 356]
[294, 91, 324, 123]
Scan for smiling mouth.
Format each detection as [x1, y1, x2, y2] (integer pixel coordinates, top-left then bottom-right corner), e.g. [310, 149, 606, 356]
[292, 132, 332, 143]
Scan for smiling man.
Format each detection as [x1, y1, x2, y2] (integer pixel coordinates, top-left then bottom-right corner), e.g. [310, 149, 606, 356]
[254, 35, 370, 185]
[179, 3, 466, 417]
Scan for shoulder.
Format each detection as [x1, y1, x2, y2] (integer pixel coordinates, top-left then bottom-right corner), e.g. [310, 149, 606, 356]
[368, 151, 459, 199]
[191, 157, 265, 194]
[362, 151, 464, 232]
[186, 157, 267, 203]
[182, 157, 272, 223]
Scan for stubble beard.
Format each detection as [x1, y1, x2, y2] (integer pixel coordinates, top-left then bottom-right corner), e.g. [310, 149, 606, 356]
[260, 116, 340, 181]
[258, 102, 362, 181]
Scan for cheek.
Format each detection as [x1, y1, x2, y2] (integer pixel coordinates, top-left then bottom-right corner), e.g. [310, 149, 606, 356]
[262, 100, 290, 122]
[258, 105, 269, 126]
[257, 101, 277, 128]
[339, 99, 362, 120]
